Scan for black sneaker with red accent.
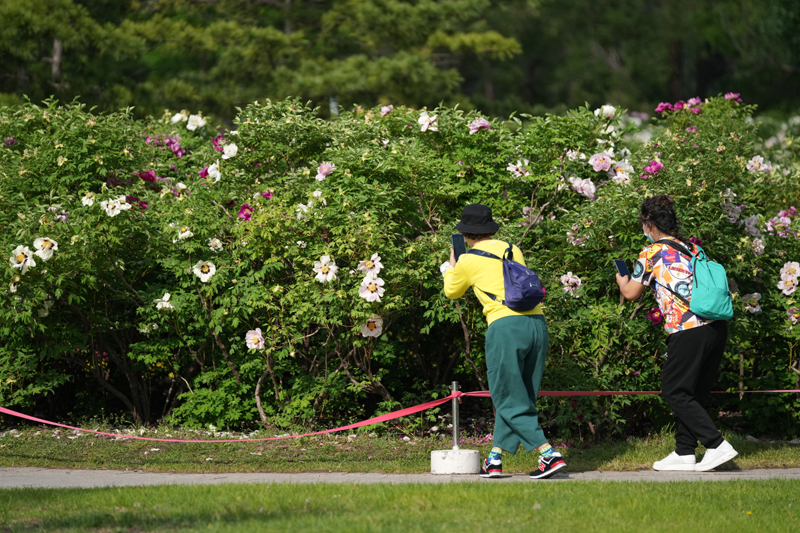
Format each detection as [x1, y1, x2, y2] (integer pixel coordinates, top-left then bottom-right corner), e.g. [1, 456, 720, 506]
[529, 452, 567, 479]
[480, 457, 503, 478]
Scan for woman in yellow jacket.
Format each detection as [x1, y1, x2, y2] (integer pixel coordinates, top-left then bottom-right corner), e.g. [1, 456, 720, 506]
[441, 204, 566, 479]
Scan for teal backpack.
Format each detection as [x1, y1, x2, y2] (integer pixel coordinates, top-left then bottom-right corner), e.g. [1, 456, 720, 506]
[655, 239, 734, 321]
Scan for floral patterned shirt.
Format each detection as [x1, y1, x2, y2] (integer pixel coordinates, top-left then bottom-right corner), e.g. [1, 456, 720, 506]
[631, 237, 711, 334]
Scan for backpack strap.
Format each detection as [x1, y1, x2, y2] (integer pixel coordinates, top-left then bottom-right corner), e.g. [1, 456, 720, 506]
[652, 239, 693, 307]
[465, 246, 507, 305]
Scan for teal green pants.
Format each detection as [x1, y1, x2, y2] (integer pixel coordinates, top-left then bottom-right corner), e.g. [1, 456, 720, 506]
[485, 315, 549, 453]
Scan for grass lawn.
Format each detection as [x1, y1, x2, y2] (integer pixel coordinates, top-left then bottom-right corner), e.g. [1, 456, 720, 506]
[2, 480, 799, 532]
[1, 425, 799, 474]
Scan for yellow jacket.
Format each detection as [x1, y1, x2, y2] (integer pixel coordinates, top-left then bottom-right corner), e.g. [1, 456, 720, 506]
[443, 239, 544, 325]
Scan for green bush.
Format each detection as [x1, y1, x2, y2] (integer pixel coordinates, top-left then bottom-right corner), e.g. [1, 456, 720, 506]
[1, 96, 799, 438]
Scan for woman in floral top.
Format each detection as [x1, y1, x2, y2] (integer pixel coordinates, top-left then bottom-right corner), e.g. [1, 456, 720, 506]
[616, 195, 738, 472]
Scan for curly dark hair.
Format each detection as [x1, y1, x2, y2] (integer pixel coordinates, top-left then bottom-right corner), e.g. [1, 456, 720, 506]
[639, 195, 691, 245]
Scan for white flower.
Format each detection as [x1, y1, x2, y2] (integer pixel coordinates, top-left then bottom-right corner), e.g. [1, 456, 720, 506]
[193, 260, 216, 283]
[154, 292, 174, 310]
[81, 192, 95, 206]
[560, 271, 582, 297]
[296, 203, 311, 220]
[609, 160, 633, 178]
[100, 199, 121, 217]
[208, 238, 223, 252]
[313, 256, 338, 283]
[418, 111, 438, 132]
[594, 105, 616, 119]
[359, 276, 385, 302]
[208, 160, 221, 182]
[751, 238, 765, 256]
[186, 114, 206, 131]
[780, 262, 799, 279]
[296, 240, 307, 248]
[778, 277, 798, 296]
[312, 190, 327, 205]
[170, 111, 188, 123]
[178, 226, 194, 240]
[566, 150, 586, 161]
[246, 328, 265, 350]
[360, 316, 383, 337]
[742, 293, 761, 313]
[33, 237, 58, 261]
[38, 297, 54, 318]
[746, 155, 772, 173]
[38, 307, 49, 318]
[176, 183, 188, 192]
[357, 253, 383, 278]
[9, 282, 18, 293]
[9, 246, 36, 274]
[222, 143, 238, 159]
[507, 159, 531, 178]
[116, 195, 132, 211]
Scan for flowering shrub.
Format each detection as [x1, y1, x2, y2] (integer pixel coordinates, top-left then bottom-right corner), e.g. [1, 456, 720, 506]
[1, 95, 799, 438]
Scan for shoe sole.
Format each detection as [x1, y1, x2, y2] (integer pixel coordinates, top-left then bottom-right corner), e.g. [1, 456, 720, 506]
[652, 463, 696, 471]
[480, 472, 504, 478]
[529, 460, 567, 479]
[695, 450, 738, 472]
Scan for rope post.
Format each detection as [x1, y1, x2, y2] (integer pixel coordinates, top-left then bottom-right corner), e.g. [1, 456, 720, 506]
[451, 381, 459, 450]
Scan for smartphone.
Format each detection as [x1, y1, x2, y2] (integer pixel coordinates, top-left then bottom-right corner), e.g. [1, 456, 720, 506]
[451, 234, 467, 261]
[613, 259, 630, 277]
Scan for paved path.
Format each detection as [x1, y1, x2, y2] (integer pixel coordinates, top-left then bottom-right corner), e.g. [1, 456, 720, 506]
[2, 467, 800, 488]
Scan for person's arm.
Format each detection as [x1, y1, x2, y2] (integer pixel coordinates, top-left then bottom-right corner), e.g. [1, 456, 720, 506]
[443, 248, 471, 299]
[616, 274, 645, 300]
[618, 249, 653, 301]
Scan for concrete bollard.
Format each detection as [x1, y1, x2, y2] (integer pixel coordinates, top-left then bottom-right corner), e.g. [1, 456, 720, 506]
[430, 381, 481, 475]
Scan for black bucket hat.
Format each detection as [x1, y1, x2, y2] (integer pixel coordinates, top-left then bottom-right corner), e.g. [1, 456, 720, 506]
[455, 203, 500, 234]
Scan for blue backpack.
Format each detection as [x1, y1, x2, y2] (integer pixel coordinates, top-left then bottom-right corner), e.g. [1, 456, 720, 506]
[655, 239, 734, 321]
[467, 243, 546, 312]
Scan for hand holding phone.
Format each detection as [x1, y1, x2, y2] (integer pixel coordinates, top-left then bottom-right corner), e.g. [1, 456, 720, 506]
[451, 234, 467, 262]
[613, 259, 630, 278]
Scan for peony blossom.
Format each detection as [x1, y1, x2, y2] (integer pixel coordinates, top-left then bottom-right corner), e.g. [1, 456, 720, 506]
[238, 203, 253, 221]
[222, 143, 238, 160]
[687, 97, 702, 106]
[38, 297, 55, 318]
[781, 262, 800, 279]
[116, 195, 132, 211]
[171, 111, 188, 123]
[178, 226, 194, 240]
[588, 152, 613, 172]
[9, 245, 36, 274]
[418, 111, 438, 132]
[359, 276, 385, 302]
[566, 150, 586, 161]
[100, 199, 121, 217]
[246, 328, 265, 350]
[208, 238, 223, 252]
[567, 177, 597, 200]
[643, 160, 664, 176]
[313, 256, 338, 283]
[208, 160, 221, 182]
[724, 93, 743, 103]
[212, 135, 225, 152]
[33, 237, 58, 261]
[746, 155, 772, 173]
[261, 189, 273, 200]
[186, 114, 206, 131]
[742, 293, 761, 313]
[594, 105, 616, 119]
[788, 307, 800, 326]
[380, 105, 393, 116]
[655, 102, 673, 114]
[778, 277, 798, 296]
[82, 192, 95, 206]
[560, 271, 581, 297]
[360, 316, 384, 337]
[296, 203, 311, 220]
[315, 162, 335, 181]
[193, 260, 216, 283]
[154, 292, 174, 310]
[743, 215, 761, 237]
[507, 159, 531, 178]
[751, 238, 765, 256]
[646, 307, 663, 324]
[686, 126, 697, 133]
[468, 117, 491, 134]
[566, 225, 589, 247]
[357, 253, 383, 278]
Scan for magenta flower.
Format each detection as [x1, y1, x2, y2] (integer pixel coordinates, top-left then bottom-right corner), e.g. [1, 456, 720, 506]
[316, 162, 335, 181]
[725, 92, 743, 103]
[468, 117, 491, 134]
[261, 189, 273, 199]
[380, 105, 393, 116]
[238, 203, 254, 221]
[686, 126, 697, 133]
[687, 97, 702, 106]
[689, 237, 703, 246]
[655, 102, 673, 113]
[644, 160, 664, 175]
[212, 135, 226, 152]
[673, 100, 686, 110]
[689, 107, 702, 115]
[198, 166, 209, 179]
[136, 170, 156, 182]
[4, 137, 17, 146]
[646, 307, 663, 324]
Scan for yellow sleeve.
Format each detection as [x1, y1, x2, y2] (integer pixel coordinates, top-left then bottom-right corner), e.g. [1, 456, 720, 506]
[512, 245, 527, 268]
[443, 259, 472, 299]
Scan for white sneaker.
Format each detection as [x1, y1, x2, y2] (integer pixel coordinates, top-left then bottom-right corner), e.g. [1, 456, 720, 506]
[696, 440, 738, 472]
[653, 451, 697, 471]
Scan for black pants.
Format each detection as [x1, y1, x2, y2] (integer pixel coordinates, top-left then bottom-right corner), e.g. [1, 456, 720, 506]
[661, 320, 728, 455]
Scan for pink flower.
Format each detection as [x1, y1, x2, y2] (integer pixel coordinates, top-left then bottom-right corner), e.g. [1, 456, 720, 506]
[567, 177, 597, 200]
[742, 293, 761, 313]
[686, 126, 697, 133]
[468, 117, 491, 134]
[673, 100, 686, 110]
[136, 170, 156, 182]
[646, 307, 663, 324]
[560, 271, 582, 297]
[380, 105, 393, 116]
[655, 102, 673, 113]
[747, 155, 772, 173]
[238, 203, 254, 221]
[316, 162, 335, 181]
[687, 97, 702, 106]
[778, 277, 798, 296]
[725, 92, 743, 103]
[690, 107, 702, 115]
[212, 135, 226, 152]
[588, 152, 613, 172]
[261, 189, 273, 199]
[644, 160, 664, 175]
[788, 307, 800, 326]
[689, 237, 703, 246]
[198, 166, 209, 179]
